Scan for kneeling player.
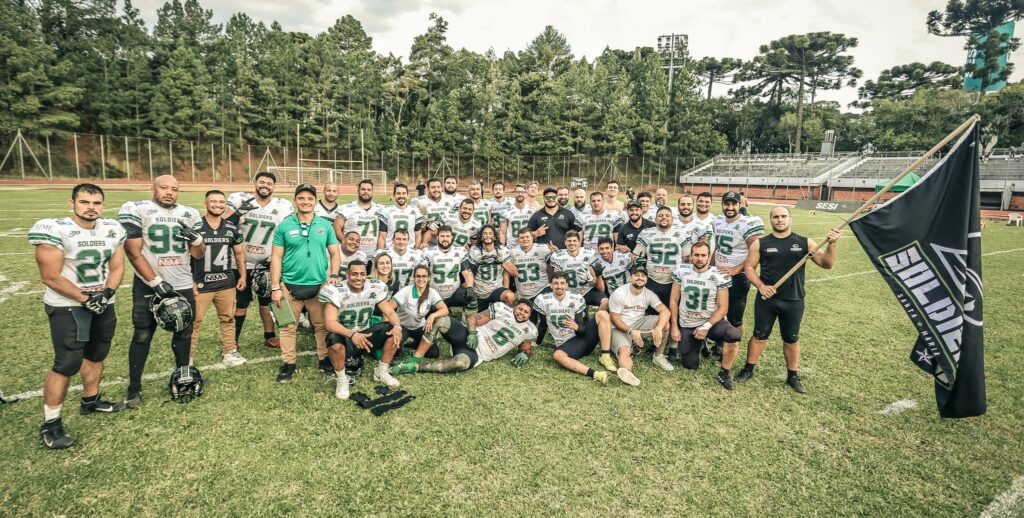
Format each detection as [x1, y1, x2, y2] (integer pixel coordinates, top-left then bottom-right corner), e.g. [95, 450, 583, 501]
[468, 225, 518, 313]
[393, 300, 537, 374]
[669, 242, 741, 390]
[320, 261, 403, 399]
[31, 183, 126, 449]
[547, 230, 607, 310]
[535, 273, 613, 384]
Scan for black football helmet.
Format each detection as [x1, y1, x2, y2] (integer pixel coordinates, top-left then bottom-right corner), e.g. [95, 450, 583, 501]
[169, 366, 204, 403]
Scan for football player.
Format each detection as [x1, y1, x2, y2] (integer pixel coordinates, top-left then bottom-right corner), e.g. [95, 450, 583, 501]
[334, 179, 380, 256]
[605, 180, 625, 212]
[320, 260, 403, 397]
[596, 237, 632, 296]
[383, 229, 424, 289]
[647, 188, 679, 221]
[576, 191, 621, 250]
[570, 188, 588, 218]
[670, 242, 740, 389]
[497, 184, 534, 247]
[712, 191, 765, 356]
[314, 182, 342, 222]
[465, 181, 491, 226]
[547, 230, 607, 309]
[507, 228, 550, 305]
[226, 171, 293, 350]
[428, 198, 482, 249]
[377, 182, 423, 250]
[634, 206, 701, 305]
[615, 200, 654, 255]
[487, 181, 513, 226]
[31, 183, 126, 449]
[534, 273, 613, 384]
[608, 266, 673, 384]
[422, 226, 474, 311]
[467, 225, 518, 313]
[119, 175, 205, 409]
[337, 231, 369, 281]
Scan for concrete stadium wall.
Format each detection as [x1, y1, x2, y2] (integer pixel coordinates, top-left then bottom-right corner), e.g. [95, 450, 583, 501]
[676, 183, 822, 200]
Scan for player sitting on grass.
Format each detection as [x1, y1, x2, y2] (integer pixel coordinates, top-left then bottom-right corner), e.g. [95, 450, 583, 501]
[535, 273, 614, 385]
[392, 300, 537, 375]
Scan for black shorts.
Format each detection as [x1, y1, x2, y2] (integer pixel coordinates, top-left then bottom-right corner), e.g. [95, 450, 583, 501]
[476, 287, 510, 313]
[45, 303, 117, 375]
[443, 286, 473, 309]
[726, 273, 752, 327]
[235, 268, 271, 308]
[581, 289, 607, 308]
[555, 318, 600, 360]
[677, 320, 741, 370]
[753, 297, 805, 343]
[132, 277, 196, 331]
[645, 280, 672, 314]
[326, 322, 394, 356]
[442, 317, 480, 366]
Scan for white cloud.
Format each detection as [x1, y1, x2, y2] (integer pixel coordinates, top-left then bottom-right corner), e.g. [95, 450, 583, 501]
[133, 0, 1017, 106]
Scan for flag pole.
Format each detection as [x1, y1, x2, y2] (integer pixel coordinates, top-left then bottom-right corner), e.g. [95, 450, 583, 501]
[768, 114, 980, 290]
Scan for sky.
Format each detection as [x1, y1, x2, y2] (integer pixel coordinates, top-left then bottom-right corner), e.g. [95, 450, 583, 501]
[134, 0, 1019, 108]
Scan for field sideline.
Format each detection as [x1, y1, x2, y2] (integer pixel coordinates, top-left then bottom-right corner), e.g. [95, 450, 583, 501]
[0, 187, 1021, 516]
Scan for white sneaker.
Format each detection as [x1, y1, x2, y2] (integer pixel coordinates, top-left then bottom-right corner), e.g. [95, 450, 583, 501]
[653, 354, 675, 371]
[616, 367, 641, 386]
[188, 357, 194, 367]
[299, 312, 311, 329]
[222, 351, 247, 367]
[335, 372, 350, 400]
[374, 363, 400, 388]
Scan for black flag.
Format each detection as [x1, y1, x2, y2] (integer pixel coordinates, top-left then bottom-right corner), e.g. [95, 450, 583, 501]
[850, 122, 986, 418]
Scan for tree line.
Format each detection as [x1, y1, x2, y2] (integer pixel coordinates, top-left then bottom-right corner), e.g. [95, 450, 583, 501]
[2, 0, 1022, 164]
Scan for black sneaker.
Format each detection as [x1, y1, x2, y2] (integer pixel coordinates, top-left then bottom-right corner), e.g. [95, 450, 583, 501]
[123, 392, 142, 410]
[787, 375, 808, 394]
[40, 418, 74, 449]
[711, 342, 723, 360]
[80, 395, 125, 415]
[319, 357, 334, 376]
[735, 369, 754, 383]
[700, 341, 712, 358]
[716, 371, 735, 391]
[277, 363, 297, 383]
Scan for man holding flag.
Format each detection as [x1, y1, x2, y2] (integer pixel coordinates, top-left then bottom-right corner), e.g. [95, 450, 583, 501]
[849, 118, 986, 418]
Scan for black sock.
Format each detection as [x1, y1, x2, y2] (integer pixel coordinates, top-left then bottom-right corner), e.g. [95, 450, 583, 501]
[586, 368, 595, 378]
[234, 314, 246, 341]
[81, 394, 98, 404]
[264, 331, 275, 339]
[720, 367, 730, 376]
[787, 369, 798, 379]
[743, 362, 756, 372]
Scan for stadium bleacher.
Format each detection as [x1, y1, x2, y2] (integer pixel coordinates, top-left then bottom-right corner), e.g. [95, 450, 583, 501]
[682, 154, 850, 179]
[839, 156, 943, 179]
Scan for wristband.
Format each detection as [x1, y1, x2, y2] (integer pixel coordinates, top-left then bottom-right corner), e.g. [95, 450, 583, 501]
[699, 322, 713, 331]
[144, 275, 165, 289]
[330, 274, 340, 279]
[271, 287, 282, 292]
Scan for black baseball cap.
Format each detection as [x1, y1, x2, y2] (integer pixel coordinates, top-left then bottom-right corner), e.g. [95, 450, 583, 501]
[543, 187, 557, 196]
[295, 183, 317, 196]
[722, 191, 742, 203]
[626, 199, 643, 210]
[629, 264, 647, 275]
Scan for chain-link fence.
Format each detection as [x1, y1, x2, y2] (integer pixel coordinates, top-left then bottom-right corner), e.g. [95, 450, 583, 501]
[0, 131, 703, 191]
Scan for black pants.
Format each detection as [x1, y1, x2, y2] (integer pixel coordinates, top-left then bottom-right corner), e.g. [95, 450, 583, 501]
[476, 287, 509, 313]
[443, 287, 473, 309]
[45, 304, 117, 377]
[726, 273, 751, 327]
[326, 322, 394, 359]
[440, 317, 479, 366]
[128, 277, 196, 395]
[555, 319, 600, 360]
[677, 321, 742, 370]
[753, 297, 805, 343]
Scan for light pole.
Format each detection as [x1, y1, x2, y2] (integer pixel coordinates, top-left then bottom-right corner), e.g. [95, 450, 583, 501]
[658, 33, 688, 152]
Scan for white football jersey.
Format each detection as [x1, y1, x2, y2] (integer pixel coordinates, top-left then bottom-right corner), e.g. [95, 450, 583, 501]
[488, 198, 513, 224]
[226, 193, 294, 268]
[319, 280, 390, 332]
[509, 244, 550, 299]
[444, 213, 483, 249]
[314, 201, 342, 222]
[671, 264, 732, 328]
[598, 251, 632, 294]
[390, 285, 443, 329]
[673, 217, 713, 258]
[422, 246, 469, 299]
[442, 192, 467, 213]
[377, 204, 423, 248]
[384, 247, 425, 288]
[635, 225, 700, 284]
[712, 215, 765, 268]
[117, 200, 201, 289]
[464, 197, 491, 226]
[468, 245, 512, 298]
[548, 248, 600, 296]
[577, 210, 622, 249]
[498, 204, 535, 245]
[416, 195, 449, 227]
[475, 302, 538, 365]
[29, 217, 126, 307]
[338, 201, 381, 255]
[646, 205, 679, 222]
[337, 249, 369, 281]
[532, 291, 587, 346]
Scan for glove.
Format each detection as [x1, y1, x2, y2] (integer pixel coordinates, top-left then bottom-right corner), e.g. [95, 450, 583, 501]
[152, 281, 175, 299]
[512, 352, 529, 367]
[426, 219, 441, 233]
[466, 331, 478, 350]
[178, 221, 203, 246]
[82, 289, 112, 315]
[235, 197, 257, 217]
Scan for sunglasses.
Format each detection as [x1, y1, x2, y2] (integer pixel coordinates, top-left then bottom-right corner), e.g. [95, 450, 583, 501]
[544, 195, 557, 200]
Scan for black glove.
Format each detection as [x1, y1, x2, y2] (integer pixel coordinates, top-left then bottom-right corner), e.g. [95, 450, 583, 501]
[235, 197, 257, 217]
[426, 219, 441, 233]
[153, 281, 175, 299]
[82, 290, 110, 315]
[178, 221, 203, 246]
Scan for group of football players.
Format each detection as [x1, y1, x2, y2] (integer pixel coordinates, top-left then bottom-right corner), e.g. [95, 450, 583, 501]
[26, 172, 840, 449]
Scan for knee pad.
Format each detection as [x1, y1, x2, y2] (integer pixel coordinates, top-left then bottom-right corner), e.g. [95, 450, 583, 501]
[131, 327, 155, 348]
[724, 328, 742, 343]
[433, 316, 452, 335]
[452, 354, 471, 371]
[752, 328, 771, 341]
[52, 352, 84, 377]
[782, 333, 799, 344]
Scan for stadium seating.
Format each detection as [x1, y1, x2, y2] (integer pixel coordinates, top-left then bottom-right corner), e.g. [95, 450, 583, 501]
[682, 154, 850, 179]
[839, 156, 942, 179]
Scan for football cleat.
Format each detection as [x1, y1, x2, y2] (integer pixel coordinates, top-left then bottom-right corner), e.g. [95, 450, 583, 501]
[276, 363, 296, 383]
[592, 370, 609, 386]
[335, 373, 350, 400]
[123, 392, 143, 409]
[374, 363, 400, 388]
[717, 371, 735, 391]
[735, 369, 755, 383]
[263, 337, 281, 349]
[786, 375, 807, 394]
[598, 353, 617, 372]
[80, 394, 125, 414]
[40, 418, 74, 449]
[652, 354, 675, 372]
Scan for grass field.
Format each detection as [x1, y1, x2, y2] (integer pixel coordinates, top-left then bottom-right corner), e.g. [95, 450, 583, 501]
[0, 187, 1021, 517]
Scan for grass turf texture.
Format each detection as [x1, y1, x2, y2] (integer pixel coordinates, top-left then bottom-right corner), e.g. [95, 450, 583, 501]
[0, 188, 1021, 516]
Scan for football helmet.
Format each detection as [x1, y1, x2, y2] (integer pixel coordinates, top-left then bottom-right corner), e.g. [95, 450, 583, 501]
[251, 263, 271, 298]
[150, 295, 194, 333]
[169, 366, 204, 403]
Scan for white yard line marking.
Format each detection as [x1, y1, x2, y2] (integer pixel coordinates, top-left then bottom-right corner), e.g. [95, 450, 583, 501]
[980, 475, 1024, 518]
[809, 247, 1024, 284]
[9, 351, 317, 401]
[0, 252, 32, 255]
[0, 281, 30, 303]
[16, 282, 131, 296]
[878, 399, 917, 416]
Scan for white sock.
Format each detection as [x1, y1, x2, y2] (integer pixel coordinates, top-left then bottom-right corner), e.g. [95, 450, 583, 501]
[335, 370, 346, 378]
[377, 361, 389, 371]
[43, 404, 62, 422]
